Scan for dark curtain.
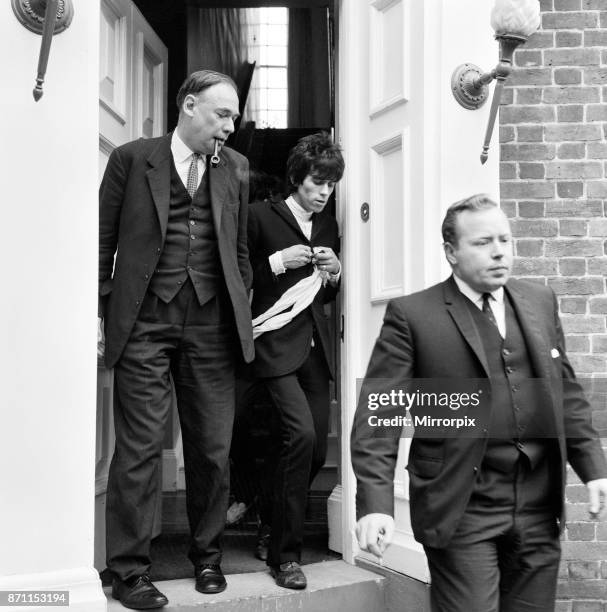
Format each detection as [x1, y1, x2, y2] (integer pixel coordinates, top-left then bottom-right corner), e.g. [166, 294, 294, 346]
[187, 7, 247, 82]
[287, 8, 331, 129]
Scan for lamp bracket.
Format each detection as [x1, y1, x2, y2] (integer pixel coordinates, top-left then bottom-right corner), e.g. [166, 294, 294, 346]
[451, 63, 491, 110]
[11, 0, 73, 35]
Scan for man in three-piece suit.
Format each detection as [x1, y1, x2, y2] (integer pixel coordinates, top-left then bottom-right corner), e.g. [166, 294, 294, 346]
[98, 70, 253, 609]
[246, 133, 344, 589]
[351, 194, 607, 611]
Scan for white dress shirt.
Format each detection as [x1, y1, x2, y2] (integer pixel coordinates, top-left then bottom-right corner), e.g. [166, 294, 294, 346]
[171, 130, 206, 192]
[453, 274, 506, 338]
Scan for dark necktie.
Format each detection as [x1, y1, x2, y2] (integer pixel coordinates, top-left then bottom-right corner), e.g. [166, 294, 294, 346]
[186, 153, 202, 198]
[482, 293, 499, 330]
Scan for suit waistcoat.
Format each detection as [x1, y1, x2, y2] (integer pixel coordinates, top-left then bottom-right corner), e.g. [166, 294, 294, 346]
[149, 162, 221, 305]
[466, 294, 547, 472]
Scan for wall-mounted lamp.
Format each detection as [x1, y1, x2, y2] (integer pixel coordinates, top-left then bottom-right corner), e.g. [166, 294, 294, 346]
[12, 0, 74, 101]
[451, 0, 540, 164]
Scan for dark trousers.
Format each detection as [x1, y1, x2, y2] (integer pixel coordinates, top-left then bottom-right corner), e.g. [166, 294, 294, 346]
[424, 454, 561, 612]
[106, 281, 237, 580]
[260, 343, 331, 566]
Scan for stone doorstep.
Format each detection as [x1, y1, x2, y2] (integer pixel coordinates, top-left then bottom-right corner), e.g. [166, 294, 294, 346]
[105, 560, 386, 612]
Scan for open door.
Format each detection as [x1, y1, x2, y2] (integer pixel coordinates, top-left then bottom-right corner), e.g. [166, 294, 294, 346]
[337, 0, 499, 581]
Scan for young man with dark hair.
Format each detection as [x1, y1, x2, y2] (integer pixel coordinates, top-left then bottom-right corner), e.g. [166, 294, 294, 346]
[246, 132, 344, 589]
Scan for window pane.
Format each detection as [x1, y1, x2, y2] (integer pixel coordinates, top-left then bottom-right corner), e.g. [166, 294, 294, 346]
[265, 67, 286, 89]
[260, 46, 287, 66]
[266, 89, 287, 111]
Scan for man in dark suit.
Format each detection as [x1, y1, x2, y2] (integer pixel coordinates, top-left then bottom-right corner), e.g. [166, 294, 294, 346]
[246, 133, 344, 589]
[351, 194, 607, 611]
[98, 70, 254, 609]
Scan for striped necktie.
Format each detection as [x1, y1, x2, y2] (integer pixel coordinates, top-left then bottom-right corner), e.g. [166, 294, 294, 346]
[481, 293, 499, 330]
[186, 153, 202, 198]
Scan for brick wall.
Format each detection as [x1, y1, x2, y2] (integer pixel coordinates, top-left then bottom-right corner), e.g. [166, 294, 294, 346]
[500, 0, 607, 608]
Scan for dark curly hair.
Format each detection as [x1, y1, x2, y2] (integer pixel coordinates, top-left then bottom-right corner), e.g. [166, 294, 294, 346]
[286, 132, 345, 194]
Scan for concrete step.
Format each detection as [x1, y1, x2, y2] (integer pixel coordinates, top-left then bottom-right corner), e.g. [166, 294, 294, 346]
[105, 560, 386, 612]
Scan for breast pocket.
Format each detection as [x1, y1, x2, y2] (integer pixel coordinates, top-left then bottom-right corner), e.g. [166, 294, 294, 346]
[407, 454, 444, 478]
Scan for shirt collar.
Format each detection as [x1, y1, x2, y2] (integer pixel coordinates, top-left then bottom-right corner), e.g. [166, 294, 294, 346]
[285, 195, 314, 222]
[171, 130, 201, 165]
[452, 274, 504, 307]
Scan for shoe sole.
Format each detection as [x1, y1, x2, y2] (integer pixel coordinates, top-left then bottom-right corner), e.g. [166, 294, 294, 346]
[110, 594, 168, 610]
[269, 569, 307, 590]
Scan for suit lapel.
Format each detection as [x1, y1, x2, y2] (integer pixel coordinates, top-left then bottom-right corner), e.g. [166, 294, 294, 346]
[146, 135, 172, 241]
[271, 200, 309, 242]
[208, 154, 229, 236]
[504, 281, 552, 379]
[444, 277, 490, 377]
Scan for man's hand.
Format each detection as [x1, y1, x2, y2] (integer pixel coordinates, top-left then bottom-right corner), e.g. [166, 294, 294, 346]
[586, 478, 607, 518]
[281, 245, 313, 269]
[312, 247, 340, 275]
[97, 317, 105, 359]
[355, 513, 395, 558]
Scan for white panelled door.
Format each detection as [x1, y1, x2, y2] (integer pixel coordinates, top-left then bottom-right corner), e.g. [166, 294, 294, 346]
[338, 0, 499, 581]
[96, 0, 167, 570]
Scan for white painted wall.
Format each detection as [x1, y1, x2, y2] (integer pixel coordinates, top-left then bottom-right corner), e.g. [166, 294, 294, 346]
[0, 2, 104, 608]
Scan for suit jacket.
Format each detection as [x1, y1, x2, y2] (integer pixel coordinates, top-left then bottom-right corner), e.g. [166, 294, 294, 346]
[351, 276, 607, 549]
[99, 134, 254, 369]
[247, 199, 339, 378]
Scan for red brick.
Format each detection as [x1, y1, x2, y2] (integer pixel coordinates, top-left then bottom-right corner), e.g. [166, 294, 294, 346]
[566, 333, 591, 350]
[541, 0, 555, 10]
[552, 280, 605, 299]
[588, 143, 607, 159]
[518, 201, 546, 217]
[558, 105, 585, 122]
[502, 182, 555, 199]
[569, 561, 601, 579]
[511, 219, 559, 237]
[556, 68, 583, 85]
[501, 87, 514, 106]
[515, 50, 543, 67]
[558, 143, 587, 159]
[500, 125, 515, 143]
[519, 163, 546, 179]
[560, 297, 588, 314]
[556, 30, 584, 47]
[546, 240, 604, 257]
[591, 334, 607, 353]
[585, 30, 607, 46]
[558, 181, 585, 197]
[584, 0, 607, 8]
[591, 299, 607, 315]
[571, 602, 606, 612]
[509, 68, 553, 86]
[517, 126, 545, 142]
[588, 182, 607, 197]
[546, 200, 603, 217]
[545, 162, 603, 179]
[516, 88, 544, 104]
[554, 602, 572, 612]
[560, 220, 588, 235]
[560, 258, 587, 275]
[589, 258, 607, 274]
[500, 162, 516, 180]
[587, 105, 607, 121]
[589, 219, 607, 237]
[566, 484, 592, 503]
[501, 201, 517, 218]
[545, 124, 603, 142]
[584, 67, 607, 85]
[501, 106, 556, 123]
[543, 13, 600, 30]
[555, 0, 582, 8]
[502, 143, 556, 161]
[567, 522, 597, 541]
[602, 11, 607, 27]
[516, 239, 544, 256]
[514, 258, 558, 275]
[525, 30, 555, 48]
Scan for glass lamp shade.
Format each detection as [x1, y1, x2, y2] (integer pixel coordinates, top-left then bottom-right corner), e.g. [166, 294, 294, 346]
[490, 0, 540, 38]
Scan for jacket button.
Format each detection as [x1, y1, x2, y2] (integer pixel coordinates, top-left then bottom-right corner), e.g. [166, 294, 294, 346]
[473, 466, 478, 473]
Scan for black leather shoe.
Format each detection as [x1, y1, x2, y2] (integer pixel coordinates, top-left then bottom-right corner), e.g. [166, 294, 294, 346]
[111, 575, 168, 610]
[195, 564, 227, 594]
[270, 561, 307, 590]
[255, 525, 271, 561]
